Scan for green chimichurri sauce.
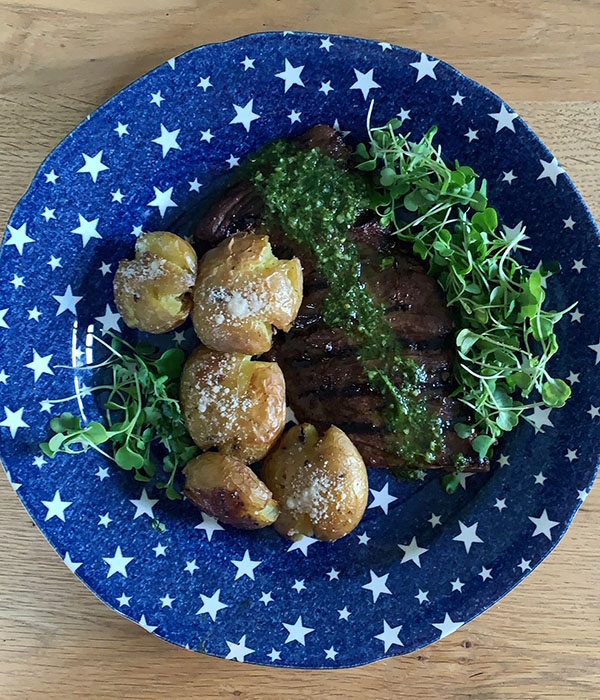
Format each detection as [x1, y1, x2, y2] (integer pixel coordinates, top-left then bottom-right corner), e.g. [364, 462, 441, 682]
[245, 140, 443, 465]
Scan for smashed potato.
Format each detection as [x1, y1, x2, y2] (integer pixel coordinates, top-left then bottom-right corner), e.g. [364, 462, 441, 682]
[183, 452, 279, 529]
[192, 232, 303, 354]
[262, 423, 368, 541]
[114, 231, 197, 333]
[180, 346, 286, 463]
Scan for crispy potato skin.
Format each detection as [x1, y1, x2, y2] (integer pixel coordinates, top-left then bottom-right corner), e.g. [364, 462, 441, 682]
[183, 452, 279, 529]
[113, 231, 197, 333]
[262, 423, 369, 541]
[192, 232, 303, 354]
[180, 346, 286, 463]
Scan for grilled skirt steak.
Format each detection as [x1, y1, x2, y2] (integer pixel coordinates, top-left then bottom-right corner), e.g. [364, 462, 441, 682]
[194, 125, 488, 473]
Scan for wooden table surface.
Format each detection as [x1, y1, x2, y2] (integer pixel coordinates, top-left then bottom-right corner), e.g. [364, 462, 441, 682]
[1, 2, 599, 698]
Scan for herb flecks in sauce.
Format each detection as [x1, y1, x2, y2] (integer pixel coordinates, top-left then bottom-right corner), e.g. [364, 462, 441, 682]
[246, 140, 443, 464]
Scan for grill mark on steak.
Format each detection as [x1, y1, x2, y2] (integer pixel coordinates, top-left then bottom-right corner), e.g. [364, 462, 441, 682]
[194, 124, 489, 472]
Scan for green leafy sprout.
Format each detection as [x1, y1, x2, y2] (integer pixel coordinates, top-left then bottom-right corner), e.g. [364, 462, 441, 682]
[355, 108, 574, 460]
[40, 333, 197, 499]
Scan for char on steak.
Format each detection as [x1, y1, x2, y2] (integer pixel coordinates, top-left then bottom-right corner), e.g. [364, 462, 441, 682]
[194, 125, 488, 472]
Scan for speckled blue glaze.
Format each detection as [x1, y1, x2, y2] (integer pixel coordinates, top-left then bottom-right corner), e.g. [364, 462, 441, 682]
[0, 32, 598, 668]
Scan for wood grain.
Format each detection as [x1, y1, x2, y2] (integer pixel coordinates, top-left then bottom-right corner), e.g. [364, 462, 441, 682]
[1, 2, 599, 698]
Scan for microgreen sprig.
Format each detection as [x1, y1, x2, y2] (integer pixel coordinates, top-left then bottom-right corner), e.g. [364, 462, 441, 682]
[41, 333, 197, 499]
[355, 111, 574, 457]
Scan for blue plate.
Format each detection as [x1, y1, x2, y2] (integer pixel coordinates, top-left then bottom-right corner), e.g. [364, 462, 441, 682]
[1, 32, 598, 668]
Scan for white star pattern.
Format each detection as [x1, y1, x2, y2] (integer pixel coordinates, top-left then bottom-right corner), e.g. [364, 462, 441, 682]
[197, 589, 228, 621]
[41, 207, 56, 221]
[398, 537, 428, 567]
[283, 616, 314, 645]
[428, 513, 442, 527]
[94, 304, 121, 334]
[288, 109, 302, 123]
[225, 635, 254, 662]
[451, 91, 465, 105]
[98, 513, 112, 528]
[160, 594, 175, 608]
[432, 613, 464, 639]
[47, 256, 62, 270]
[518, 559, 532, 573]
[324, 646, 338, 660]
[488, 104, 518, 132]
[465, 128, 479, 142]
[409, 53, 439, 81]
[194, 512, 224, 541]
[71, 214, 102, 247]
[320, 37, 333, 51]
[64, 552, 82, 573]
[292, 578, 306, 593]
[570, 308, 583, 323]
[350, 68, 381, 99]
[528, 406, 554, 431]
[152, 543, 166, 557]
[129, 488, 158, 519]
[588, 405, 600, 419]
[25, 349, 54, 382]
[138, 615, 157, 633]
[362, 570, 391, 602]
[45, 169, 58, 183]
[479, 566, 493, 581]
[152, 124, 181, 157]
[117, 593, 131, 607]
[338, 607, 351, 620]
[226, 154, 240, 168]
[537, 157, 564, 185]
[374, 620, 403, 651]
[196, 76, 212, 91]
[260, 591, 273, 606]
[230, 99, 260, 132]
[287, 536, 317, 556]
[147, 186, 177, 217]
[319, 81, 333, 95]
[77, 151, 108, 182]
[103, 546, 134, 578]
[150, 90, 165, 105]
[114, 122, 129, 137]
[41, 490, 72, 521]
[327, 568, 339, 581]
[572, 259, 586, 273]
[453, 521, 483, 553]
[1, 407, 29, 437]
[232, 550, 261, 580]
[200, 129, 214, 142]
[241, 56, 255, 70]
[565, 449, 578, 462]
[415, 589, 429, 604]
[533, 472, 547, 485]
[529, 510, 559, 540]
[494, 498, 507, 512]
[184, 559, 199, 575]
[450, 578, 464, 592]
[502, 170, 517, 184]
[53, 285, 83, 316]
[188, 179, 201, 192]
[275, 59, 305, 92]
[357, 531, 370, 545]
[111, 189, 124, 203]
[368, 483, 397, 514]
[6, 223, 34, 254]
[588, 338, 600, 365]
